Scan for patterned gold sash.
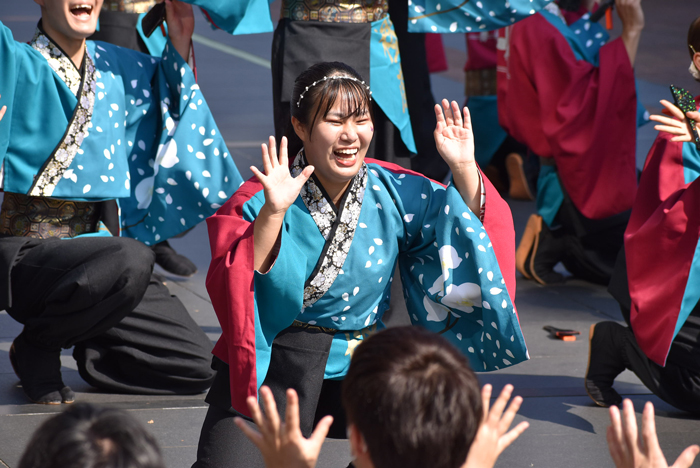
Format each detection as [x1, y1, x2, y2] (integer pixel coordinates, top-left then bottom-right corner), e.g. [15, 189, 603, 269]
[102, 0, 155, 13]
[281, 0, 388, 23]
[0, 193, 100, 239]
[465, 68, 498, 97]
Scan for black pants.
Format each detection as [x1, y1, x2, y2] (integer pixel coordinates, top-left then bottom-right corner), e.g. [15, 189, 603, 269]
[552, 191, 629, 285]
[5, 236, 214, 394]
[388, 0, 449, 181]
[593, 321, 700, 415]
[605, 248, 700, 414]
[193, 328, 348, 468]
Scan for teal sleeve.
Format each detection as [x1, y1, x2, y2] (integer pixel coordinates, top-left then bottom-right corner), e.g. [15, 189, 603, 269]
[116, 38, 243, 244]
[182, 0, 274, 35]
[0, 22, 15, 161]
[0, 21, 76, 190]
[253, 221, 308, 342]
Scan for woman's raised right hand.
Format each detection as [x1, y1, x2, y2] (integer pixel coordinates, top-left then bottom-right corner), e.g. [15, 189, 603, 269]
[251, 136, 314, 216]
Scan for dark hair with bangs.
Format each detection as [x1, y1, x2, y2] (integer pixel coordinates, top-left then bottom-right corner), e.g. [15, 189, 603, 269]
[341, 326, 482, 468]
[291, 62, 374, 137]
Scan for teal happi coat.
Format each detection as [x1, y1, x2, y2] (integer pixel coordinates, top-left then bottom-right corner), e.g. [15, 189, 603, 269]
[0, 21, 242, 243]
[206, 156, 529, 414]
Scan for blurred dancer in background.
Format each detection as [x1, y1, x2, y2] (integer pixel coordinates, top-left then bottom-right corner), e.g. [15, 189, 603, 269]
[587, 16, 700, 413]
[498, 0, 646, 286]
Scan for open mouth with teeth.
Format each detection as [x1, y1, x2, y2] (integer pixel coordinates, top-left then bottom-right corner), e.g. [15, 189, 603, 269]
[70, 4, 94, 18]
[333, 148, 359, 166]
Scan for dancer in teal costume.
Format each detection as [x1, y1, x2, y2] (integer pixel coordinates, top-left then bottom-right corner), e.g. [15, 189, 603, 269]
[0, 23, 241, 242]
[195, 61, 528, 468]
[0, 0, 242, 404]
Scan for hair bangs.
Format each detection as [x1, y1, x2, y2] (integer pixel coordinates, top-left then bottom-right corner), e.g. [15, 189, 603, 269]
[309, 77, 373, 133]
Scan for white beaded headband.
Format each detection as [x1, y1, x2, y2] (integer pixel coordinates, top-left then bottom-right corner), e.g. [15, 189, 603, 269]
[296, 75, 372, 108]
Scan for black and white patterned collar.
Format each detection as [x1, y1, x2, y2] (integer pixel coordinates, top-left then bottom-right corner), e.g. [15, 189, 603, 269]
[291, 150, 368, 308]
[31, 23, 85, 96]
[28, 25, 96, 197]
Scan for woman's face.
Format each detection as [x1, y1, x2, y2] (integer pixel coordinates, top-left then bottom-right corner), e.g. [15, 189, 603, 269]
[297, 98, 374, 193]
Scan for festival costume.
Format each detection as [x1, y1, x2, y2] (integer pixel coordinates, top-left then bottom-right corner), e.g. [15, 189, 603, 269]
[183, 0, 551, 183]
[497, 4, 645, 284]
[464, 31, 532, 200]
[90, 0, 200, 277]
[193, 154, 529, 466]
[0, 21, 243, 400]
[590, 116, 700, 414]
[270, 0, 426, 174]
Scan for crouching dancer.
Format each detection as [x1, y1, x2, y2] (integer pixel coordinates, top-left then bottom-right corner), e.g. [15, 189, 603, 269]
[0, 0, 243, 403]
[585, 17, 700, 413]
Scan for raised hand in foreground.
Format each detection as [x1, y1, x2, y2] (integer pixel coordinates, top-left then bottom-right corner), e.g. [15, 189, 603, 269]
[650, 99, 700, 142]
[234, 386, 333, 468]
[252, 136, 314, 272]
[463, 384, 530, 468]
[433, 99, 481, 216]
[607, 399, 700, 468]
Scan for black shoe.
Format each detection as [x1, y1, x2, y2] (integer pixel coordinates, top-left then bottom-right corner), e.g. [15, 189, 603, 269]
[516, 214, 565, 285]
[585, 378, 622, 408]
[585, 323, 624, 407]
[152, 240, 197, 277]
[9, 334, 73, 405]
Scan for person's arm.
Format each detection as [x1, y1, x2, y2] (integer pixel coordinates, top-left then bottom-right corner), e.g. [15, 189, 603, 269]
[162, 0, 195, 60]
[607, 399, 699, 468]
[234, 386, 333, 468]
[434, 99, 481, 216]
[251, 136, 314, 272]
[0, 94, 6, 122]
[616, 0, 644, 66]
[462, 384, 529, 468]
[650, 100, 700, 142]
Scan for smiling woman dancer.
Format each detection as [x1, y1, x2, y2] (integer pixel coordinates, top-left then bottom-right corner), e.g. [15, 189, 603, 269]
[194, 61, 529, 468]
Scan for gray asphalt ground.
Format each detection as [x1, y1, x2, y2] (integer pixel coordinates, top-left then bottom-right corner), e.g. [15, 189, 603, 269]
[1, 1, 699, 467]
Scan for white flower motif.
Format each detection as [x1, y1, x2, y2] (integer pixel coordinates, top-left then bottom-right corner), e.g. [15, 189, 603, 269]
[155, 140, 179, 169]
[438, 245, 462, 281]
[37, 35, 49, 48]
[55, 149, 68, 162]
[441, 282, 481, 313]
[423, 295, 449, 323]
[134, 176, 155, 209]
[428, 274, 445, 296]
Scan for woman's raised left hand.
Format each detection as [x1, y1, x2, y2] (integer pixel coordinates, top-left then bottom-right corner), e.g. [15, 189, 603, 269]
[434, 99, 481, 215]
[161, 0, 194, 60]
[434, 99, 476, 173]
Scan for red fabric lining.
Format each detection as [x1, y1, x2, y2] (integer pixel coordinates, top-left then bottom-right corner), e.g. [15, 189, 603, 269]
[497, 14, 638, 219]
[625, 115, 700, 365]
[206, 177, 262, 416]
